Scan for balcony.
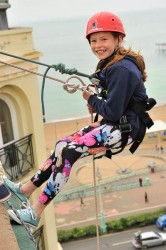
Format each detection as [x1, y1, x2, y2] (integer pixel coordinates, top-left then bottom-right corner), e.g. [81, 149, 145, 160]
[0, 134, 34, 180]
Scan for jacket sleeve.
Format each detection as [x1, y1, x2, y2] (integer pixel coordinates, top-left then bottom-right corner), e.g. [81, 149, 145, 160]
[88, 64, 140, 122]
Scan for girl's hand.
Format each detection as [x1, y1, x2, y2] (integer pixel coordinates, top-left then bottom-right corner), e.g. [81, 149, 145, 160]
[87, 103, 96, 114]
[82, 90, 93, 101]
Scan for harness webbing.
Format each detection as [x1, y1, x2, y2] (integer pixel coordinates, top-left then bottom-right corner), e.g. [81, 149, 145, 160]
[128, 98, 156, 153]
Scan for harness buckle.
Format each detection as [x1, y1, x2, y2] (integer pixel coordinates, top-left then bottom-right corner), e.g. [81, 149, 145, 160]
[119, 116, 132, 133]
[90, 77, 100, 86]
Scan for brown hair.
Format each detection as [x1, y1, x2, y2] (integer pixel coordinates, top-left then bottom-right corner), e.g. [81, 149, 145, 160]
[96, 33, 147, 82]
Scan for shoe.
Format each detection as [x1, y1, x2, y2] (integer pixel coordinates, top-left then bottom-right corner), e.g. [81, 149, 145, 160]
[8, 206, 40, 228]
[3, 178, 29, 207]
[0, 180, 11, 203]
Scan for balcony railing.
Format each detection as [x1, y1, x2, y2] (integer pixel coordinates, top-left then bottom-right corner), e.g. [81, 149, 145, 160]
[0, 134, 34, 180]
[33, 225, 45, 250]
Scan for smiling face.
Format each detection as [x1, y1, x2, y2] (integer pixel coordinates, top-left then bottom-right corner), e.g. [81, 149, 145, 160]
[89, 31, 122, 60]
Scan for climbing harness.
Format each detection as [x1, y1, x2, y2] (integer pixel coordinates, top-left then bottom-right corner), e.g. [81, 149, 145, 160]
[128, 98, 156, 153]
[101, 97, 156, 159]
[88, 56, 157, 158]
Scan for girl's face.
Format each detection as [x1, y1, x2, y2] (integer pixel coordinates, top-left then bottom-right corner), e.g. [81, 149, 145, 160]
[89, 31, 122, 60]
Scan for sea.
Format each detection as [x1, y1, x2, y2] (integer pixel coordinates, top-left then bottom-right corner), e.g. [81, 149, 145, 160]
[14, 8, 166, 122]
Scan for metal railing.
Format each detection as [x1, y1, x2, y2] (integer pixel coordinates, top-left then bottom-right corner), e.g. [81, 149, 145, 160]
[0, 134, 34, 180]
[54, 164, 166, 202]
[33, 225, 45, 250]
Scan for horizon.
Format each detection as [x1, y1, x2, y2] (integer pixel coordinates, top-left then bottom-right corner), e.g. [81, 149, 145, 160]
[7, 0, 166, 25]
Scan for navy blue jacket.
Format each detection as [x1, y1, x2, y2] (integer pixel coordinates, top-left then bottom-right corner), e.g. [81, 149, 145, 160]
[88, 57, 148, 138]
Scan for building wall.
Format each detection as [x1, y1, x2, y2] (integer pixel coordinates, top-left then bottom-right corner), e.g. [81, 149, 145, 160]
[0, 27, 62, 250]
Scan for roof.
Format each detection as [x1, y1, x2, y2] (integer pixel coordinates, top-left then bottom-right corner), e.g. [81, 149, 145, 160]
[140, 231, 157, 239]
[146, 120, 166, 133]
[159, 214, 166, 219]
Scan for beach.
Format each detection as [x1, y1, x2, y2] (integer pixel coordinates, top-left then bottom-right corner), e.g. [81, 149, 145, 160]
[143, 104, 166, 145]
[149, 104, 166, 122]
[44, 104, 166, 155]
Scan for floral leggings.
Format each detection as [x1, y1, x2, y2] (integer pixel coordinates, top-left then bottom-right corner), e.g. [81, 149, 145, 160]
[31, 122, 131, 205]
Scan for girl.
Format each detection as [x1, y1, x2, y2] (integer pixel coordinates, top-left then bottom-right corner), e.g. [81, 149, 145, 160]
[5, 11, 153, 228]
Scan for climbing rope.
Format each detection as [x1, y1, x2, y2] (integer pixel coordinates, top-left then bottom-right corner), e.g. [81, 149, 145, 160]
[0, 51, 93, 122]
[41, 64, 90, 122]
[92, 160, 101, 250]
[0, 51, 90, 78]
[0, 59, 89, 120]
[91, 114, 101, 250]
[0, 59, 89, 93]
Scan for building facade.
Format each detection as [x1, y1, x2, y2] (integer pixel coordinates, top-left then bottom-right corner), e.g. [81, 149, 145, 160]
[0, 22, 62, 250]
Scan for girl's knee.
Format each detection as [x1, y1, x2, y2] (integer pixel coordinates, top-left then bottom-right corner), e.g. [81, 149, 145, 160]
[55, 140, 68, 157]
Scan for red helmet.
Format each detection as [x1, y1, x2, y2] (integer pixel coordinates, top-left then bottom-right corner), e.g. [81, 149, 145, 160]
[86, 11, 126, 39]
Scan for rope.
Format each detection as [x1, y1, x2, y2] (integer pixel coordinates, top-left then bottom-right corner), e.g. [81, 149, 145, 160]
[0, 59, 89, 122]
[0, 51, 91, 78]
[40, 65, 89, 122]
[0, 51, 94, 122]
[0, 60, 87, 90]
[91, 114, 101, 250]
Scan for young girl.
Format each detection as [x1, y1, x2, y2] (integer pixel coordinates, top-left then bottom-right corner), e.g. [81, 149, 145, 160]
[5, 11, 154, 228]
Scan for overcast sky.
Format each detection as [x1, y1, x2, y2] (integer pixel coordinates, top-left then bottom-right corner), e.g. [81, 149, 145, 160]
[7, 0, 166, 24]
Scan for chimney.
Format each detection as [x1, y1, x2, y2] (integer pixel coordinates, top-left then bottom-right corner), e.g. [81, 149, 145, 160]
[0, 0, 11, 30]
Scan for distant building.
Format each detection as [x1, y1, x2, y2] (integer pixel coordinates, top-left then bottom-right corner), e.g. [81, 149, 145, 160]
[0, 0, 10, 30]
[155, 43, 166, 53]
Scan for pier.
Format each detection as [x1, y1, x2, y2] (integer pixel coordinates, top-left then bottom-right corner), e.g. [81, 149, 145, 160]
[155, 43, 166, 53]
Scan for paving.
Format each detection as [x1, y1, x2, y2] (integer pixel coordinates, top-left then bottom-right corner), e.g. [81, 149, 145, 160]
[53, 146, 166, 230]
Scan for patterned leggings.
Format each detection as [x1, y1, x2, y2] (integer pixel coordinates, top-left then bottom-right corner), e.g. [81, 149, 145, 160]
[31, 122, 131, 205]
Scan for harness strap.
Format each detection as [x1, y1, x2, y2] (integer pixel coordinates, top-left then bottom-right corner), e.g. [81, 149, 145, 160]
[116, 115, 131, 153]
[94, 115, 131, 160]
[128, 98, 156, 153]
[93, 97, 156, 158]
[129, 122, 146, 153]
[128, 99, 155, 129]
[94, 113, 99, 123]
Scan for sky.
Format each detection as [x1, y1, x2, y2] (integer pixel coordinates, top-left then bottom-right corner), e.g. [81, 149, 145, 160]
[7, 0, 166, 25]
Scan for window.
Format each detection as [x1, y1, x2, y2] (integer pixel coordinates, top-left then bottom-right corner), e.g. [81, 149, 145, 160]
[0, 99, 14, 145]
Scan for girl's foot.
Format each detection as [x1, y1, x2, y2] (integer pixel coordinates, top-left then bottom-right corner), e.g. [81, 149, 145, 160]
[8, 206, 40, 228]
[3, 178, 29, 207]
